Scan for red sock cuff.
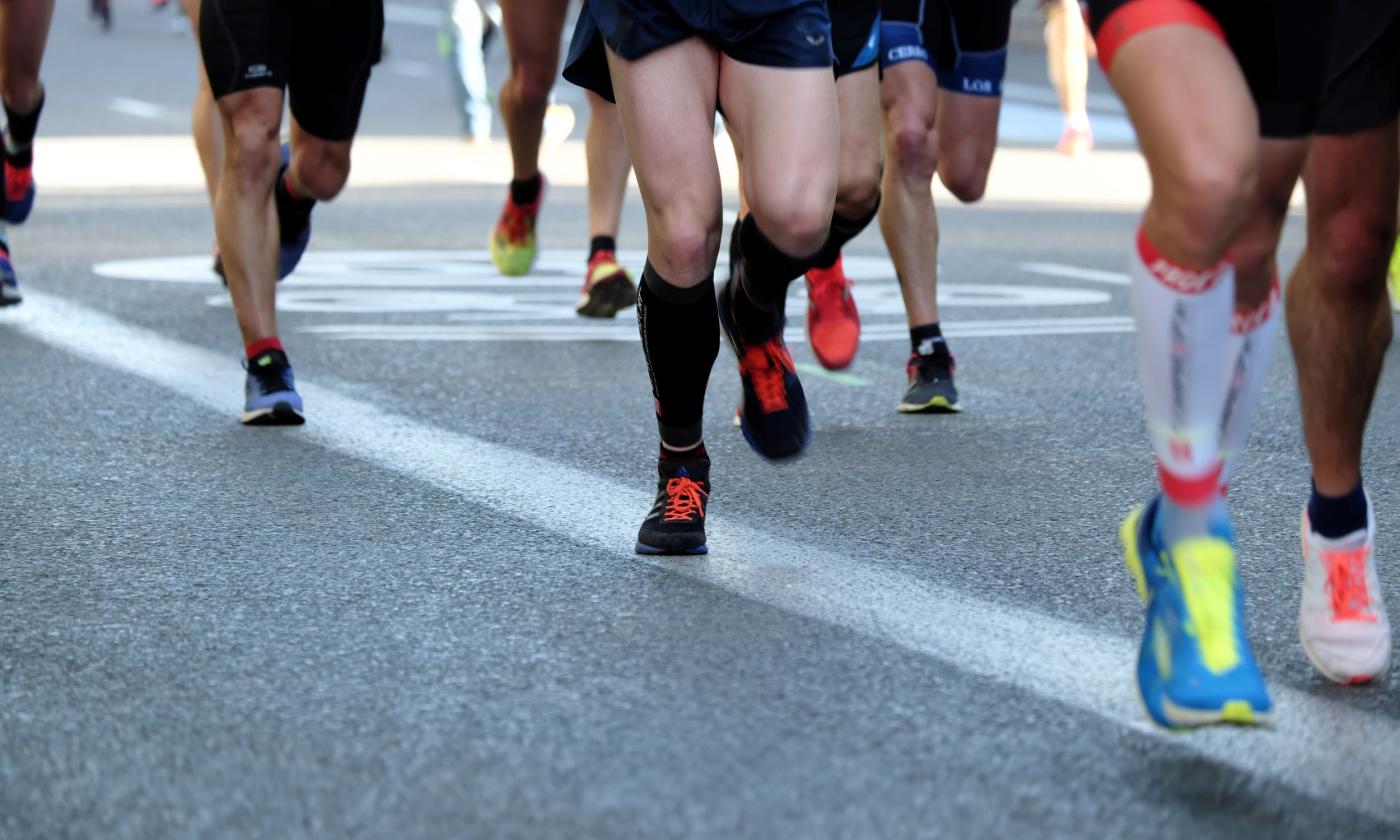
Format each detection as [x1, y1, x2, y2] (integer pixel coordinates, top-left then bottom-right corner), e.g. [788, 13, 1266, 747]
[1136, 227, 1228, 294]
[1158, 459, 1224, 507]
[1231, 272, 1280, 335]
[1096, 0, 1226, 75]
[246, 337, 284, 358]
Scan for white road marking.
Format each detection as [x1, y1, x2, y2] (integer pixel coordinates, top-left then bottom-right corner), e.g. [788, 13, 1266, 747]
[298, 317, 1135, 343]
[384, 59, 436, 79]
[1021, 261, 1132, 286]
[383, 3, 441, 27]
[7, 288, 1400, 825]
[106, 97, 170, 121]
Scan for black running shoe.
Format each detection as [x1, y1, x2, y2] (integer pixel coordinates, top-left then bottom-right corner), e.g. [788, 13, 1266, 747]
[717, 274, 811, 459]
[636, 454, 710, 555]
[897, 350, 961, 413]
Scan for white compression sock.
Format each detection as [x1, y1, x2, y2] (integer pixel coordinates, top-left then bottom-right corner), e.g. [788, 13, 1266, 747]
[1128, 227, 1234, 534]
[1219, 274, 1281, 487]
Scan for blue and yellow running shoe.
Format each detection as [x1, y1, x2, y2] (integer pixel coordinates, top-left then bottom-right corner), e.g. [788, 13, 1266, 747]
[1120, 499, 1273, 729]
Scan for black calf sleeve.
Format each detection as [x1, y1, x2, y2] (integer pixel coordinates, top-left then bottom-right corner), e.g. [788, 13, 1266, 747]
[637, 263, 720, 448]
[735, 214, 815, 310]
[810, 195, 881, 270]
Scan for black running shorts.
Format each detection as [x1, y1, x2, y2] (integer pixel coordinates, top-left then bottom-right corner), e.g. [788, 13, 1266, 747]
[1087, 0, 1329, 139]
[879, 0, 1014, 97]
[200, 0, 384, 142]
[1316, 0, 1400, 135]
[830, 0, 880, 78]
[563, 0, 833, 103]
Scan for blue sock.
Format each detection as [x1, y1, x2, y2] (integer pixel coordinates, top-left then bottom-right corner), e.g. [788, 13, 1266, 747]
[1307, 479, 1367, 538]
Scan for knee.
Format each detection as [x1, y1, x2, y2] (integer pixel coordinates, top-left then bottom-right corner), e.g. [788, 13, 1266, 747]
[938, 158, 990, 204]
[752, 197, 832, 258]
[508, 57, 557, 109]
[225, 113, 281, 190]
[885, 113, 939, 186]
[1314, 207, 1396, 301]
[1155, 147, 1259, 263]
[835, 160, 883, 219]
[652, 214, 721, 286]
[291, 144, 351, 201]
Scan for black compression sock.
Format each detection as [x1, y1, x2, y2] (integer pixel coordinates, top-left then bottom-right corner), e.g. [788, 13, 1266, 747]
[511, 174, 542, 206]
[3, 89, 44, 166]
[735, 214, 813, 310]
[1308, 479, 1368, 538]
[638, 263, 720, 448]
[810, 196, 881, 270]
[910, 322, 948, 358]
[590, 235, 617, 260]
[275, 168, 315, 243]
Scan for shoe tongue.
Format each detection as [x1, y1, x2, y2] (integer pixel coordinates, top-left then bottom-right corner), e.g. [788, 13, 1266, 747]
[676, 466, 689, 478]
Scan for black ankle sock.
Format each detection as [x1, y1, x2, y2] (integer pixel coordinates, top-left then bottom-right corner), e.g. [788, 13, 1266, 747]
[511, 174, 542, 206]
[909, 322, 948, 357]
[275, 168, 315, 243]
[810, 196, 880, 270]
[3, 90, 43, 166]
[1308, 479, 1368, 538]
[638, 263, 720, 449]
[589, 235, 616, 260]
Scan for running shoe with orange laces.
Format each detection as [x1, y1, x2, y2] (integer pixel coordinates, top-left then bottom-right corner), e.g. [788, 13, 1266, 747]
[1299, 500, 1392, 684]
[718, 274, 811, 459]
[3, 131, 36, 225]
[576, 249, 637, 318]
[636, 451, 710, 555]
[490, 175, 546, 276]
[804, 253, 860, 370]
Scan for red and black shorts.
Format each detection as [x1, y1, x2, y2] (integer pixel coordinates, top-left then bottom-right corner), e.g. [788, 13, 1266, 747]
[1087, 0, 1329, 139]
[200, 0, 384, 142]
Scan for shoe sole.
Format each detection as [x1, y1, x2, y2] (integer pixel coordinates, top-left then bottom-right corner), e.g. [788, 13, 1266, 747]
[896, 395, 962, 414]
[241, 401, 306, 426]
[0, 293, 22, 307]
[634, 542, 709, 556]
[576, 273, 637, 319]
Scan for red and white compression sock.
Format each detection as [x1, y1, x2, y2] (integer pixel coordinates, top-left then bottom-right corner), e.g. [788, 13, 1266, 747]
[1218, 274, 1281, 487]
[1128, 227, 1234, 539]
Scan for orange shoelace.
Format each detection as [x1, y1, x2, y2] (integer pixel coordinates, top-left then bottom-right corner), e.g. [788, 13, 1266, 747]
[663, 476, 707, 522]
[740, 340, 796, 413]
[1324, 546, 1377, 622]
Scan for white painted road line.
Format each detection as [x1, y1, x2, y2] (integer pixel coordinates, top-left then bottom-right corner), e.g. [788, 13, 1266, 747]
[299, 317, 1136, 343]
[1021, 261, 1132, 286]
[106, 97, 170, 121]
[8, 289, 1400, 825]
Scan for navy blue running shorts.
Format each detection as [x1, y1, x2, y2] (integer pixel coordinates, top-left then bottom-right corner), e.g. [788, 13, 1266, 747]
[878, 0, 1014, 97]
[563, 0, 834, 103]
[200, 0, 383, 142]
[830, 0, 880, 78]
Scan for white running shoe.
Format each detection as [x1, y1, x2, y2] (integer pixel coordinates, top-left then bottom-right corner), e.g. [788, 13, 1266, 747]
[1299, 497, 1392, 684]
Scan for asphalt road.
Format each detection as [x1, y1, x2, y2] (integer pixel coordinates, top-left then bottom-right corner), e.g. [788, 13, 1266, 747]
[2, 2, 1398, 838]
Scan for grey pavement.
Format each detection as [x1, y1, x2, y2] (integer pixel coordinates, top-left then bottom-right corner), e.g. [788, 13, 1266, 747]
[1, 2, 1398, 838]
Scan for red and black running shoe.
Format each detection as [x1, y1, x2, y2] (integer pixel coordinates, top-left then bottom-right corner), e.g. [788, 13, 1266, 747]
[636, 453, 710, 555]
[718, 273, 811, 460]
